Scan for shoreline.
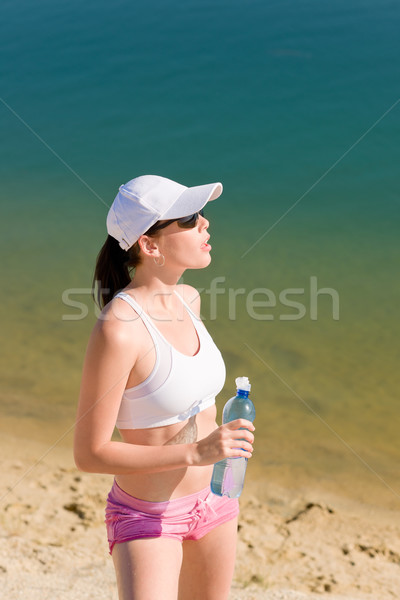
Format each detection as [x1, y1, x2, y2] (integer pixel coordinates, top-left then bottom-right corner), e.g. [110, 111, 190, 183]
[1, 432, 399, 599]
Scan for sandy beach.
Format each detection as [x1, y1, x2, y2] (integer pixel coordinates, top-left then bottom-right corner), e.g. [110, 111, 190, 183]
[1, 432, 399, 600]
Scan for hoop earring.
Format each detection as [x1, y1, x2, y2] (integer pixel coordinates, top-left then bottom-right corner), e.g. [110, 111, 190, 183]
[153, 254, 165, 267]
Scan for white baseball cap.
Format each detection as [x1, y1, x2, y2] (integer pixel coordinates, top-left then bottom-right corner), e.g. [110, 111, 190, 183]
[107, 175, 223, 250]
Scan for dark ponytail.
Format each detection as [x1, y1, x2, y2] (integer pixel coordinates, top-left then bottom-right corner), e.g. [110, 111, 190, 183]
[92, 235, 141, 308]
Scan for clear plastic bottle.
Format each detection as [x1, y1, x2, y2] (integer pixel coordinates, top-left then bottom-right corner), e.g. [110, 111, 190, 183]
[210, 376, 256, 498]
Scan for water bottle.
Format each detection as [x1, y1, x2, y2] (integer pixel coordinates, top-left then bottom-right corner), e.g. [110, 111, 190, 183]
[210, 376, 256, 498]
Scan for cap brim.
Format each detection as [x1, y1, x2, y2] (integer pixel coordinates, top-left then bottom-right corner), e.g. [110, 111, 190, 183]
[161, 182, 223, 219]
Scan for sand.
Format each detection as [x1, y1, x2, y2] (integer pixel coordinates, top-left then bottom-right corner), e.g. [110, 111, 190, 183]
[0, 432, 399, 600]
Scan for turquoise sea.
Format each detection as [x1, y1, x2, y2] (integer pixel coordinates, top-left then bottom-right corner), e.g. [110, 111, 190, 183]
[1, 0, 399, 510]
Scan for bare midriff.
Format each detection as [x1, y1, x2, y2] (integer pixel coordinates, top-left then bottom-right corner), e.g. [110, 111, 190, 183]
[115, 404, 218, 502]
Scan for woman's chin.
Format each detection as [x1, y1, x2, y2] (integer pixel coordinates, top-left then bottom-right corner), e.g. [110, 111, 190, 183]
[187, 254, 212, 270]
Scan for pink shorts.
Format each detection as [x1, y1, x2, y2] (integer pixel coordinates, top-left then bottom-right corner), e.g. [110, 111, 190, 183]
[105, 480, 239, 554]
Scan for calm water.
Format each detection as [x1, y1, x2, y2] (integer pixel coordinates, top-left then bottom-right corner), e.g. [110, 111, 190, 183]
[1, 0, 399, 509]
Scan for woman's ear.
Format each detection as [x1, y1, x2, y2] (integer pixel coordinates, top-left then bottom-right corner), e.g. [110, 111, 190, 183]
[137, 235, 161, 258]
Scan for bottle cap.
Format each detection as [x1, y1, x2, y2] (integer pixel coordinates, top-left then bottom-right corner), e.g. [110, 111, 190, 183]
[235, 376, 251, 392]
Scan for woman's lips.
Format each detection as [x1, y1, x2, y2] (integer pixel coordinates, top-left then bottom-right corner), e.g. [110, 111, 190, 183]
[201, 236, 211, 251]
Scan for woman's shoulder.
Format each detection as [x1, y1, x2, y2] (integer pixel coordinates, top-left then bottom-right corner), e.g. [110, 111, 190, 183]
[176, 283, 201, 317]
[91, 294, 147, 349]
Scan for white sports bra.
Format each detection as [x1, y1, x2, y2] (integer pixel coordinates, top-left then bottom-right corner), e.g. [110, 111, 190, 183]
[114, 290, 226, 429]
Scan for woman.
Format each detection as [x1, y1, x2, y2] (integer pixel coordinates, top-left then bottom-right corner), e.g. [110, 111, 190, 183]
[74, 175, 255, 600]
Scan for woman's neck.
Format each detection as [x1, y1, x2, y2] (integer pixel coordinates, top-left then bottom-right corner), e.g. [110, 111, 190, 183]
[126, 266, 185, 312]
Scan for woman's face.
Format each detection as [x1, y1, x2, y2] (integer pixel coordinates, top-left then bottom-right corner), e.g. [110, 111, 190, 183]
[157, 213, 212, 270]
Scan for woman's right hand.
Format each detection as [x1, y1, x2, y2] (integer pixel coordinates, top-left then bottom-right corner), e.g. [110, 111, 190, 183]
[192, 419, 255, 466]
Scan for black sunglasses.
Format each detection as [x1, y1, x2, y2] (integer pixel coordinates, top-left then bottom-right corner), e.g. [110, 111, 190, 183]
[148, 209, 204, 234]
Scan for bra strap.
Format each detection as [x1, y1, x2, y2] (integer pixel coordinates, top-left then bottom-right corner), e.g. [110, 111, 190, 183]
[173, 290, 201, 322]
[114, 292, 160, 333]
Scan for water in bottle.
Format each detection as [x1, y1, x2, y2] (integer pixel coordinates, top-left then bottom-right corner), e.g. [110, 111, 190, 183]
[210, 376, 256, 498]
